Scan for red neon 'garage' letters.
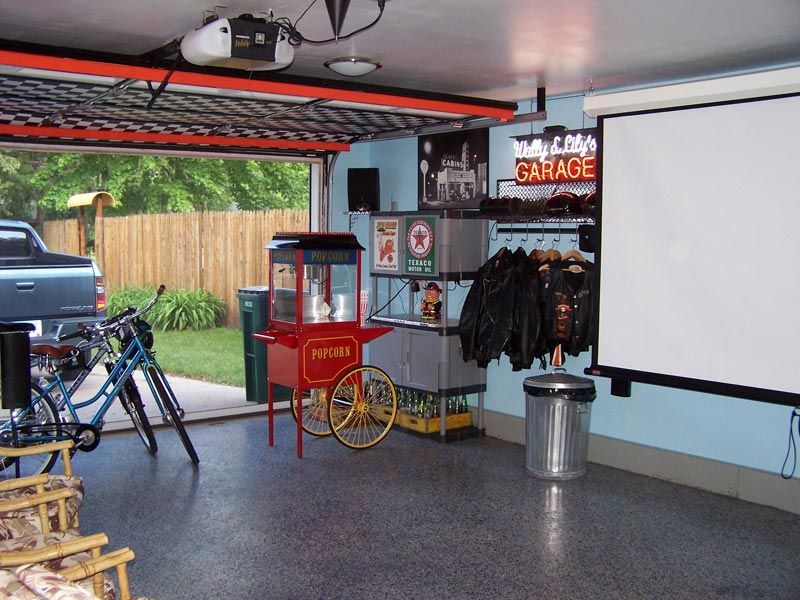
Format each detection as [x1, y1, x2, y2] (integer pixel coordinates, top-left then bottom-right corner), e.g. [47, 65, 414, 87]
[515, 156, 595, 184]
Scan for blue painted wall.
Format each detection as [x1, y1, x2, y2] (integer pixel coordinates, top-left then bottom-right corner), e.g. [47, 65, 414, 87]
[331, 95, 797, 477]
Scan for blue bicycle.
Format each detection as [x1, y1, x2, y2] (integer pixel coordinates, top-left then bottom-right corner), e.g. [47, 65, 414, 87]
[0, 286, 199, 477]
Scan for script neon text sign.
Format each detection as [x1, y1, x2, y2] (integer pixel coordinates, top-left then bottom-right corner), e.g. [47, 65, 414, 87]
[513, 128, 597, 184]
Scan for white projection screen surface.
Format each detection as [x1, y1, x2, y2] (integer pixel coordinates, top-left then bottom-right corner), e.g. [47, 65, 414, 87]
[594, 93, 800, 405]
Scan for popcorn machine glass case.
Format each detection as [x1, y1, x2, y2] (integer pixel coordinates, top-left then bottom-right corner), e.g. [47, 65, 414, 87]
[255, 233, 397, 457]
[269, 234, 361, 328]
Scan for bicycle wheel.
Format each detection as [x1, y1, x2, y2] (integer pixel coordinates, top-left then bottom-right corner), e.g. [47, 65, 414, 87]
[0, 383, 61, 477]
[147, 366, 199, 465]
[106, 363, 157, 455]
[290, 387, 332, 436]
[328, 366, 397, 449]
[119, 381, 158, 455]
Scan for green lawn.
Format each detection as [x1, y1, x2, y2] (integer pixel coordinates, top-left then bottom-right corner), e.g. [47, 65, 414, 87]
[151, 327, 245, 387]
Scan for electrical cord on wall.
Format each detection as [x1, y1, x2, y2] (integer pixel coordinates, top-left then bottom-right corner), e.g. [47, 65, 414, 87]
[368, 279, 410, 320]
[780, 406, 800, 479]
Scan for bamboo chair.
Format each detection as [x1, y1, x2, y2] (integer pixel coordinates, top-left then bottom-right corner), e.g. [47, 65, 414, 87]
[0, 491, 140, 600]
[0, 441, 82, 535]
[0, 440, 76, 477]
[0, 532, 137, 600]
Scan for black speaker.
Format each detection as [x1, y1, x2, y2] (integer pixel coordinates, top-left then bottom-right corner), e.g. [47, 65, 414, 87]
[348, 168, 380, 212]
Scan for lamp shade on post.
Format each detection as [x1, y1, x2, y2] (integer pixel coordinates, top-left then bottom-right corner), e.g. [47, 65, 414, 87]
[67, 191, 116, 256]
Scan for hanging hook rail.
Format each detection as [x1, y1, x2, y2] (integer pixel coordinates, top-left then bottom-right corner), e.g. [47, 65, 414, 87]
[551, 221, 562, 247]
[489, 221, 499, 241]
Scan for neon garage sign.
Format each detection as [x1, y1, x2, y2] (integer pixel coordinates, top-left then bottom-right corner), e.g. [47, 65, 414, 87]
[513, 128, 598, 185]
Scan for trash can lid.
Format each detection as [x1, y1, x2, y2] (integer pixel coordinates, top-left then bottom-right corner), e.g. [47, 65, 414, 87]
[237, 286, 269, 295]
[524, 371, 595, 393]
[0, 321, 36, 333]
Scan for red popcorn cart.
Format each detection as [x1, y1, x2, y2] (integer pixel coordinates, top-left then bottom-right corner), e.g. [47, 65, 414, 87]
[253, 232, 397, 457]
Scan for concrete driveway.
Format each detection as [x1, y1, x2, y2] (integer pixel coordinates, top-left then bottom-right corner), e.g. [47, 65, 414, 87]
[57, 370, 288, 432]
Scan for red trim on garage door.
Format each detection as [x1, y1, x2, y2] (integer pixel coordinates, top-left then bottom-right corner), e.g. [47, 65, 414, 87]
[0, 124, 350, 152]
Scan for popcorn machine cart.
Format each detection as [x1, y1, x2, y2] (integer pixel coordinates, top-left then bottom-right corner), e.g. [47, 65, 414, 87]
[253, 233, 397, 457]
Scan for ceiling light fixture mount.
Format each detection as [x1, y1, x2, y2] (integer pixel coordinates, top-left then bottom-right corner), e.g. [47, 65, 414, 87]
[325, 0, 352, 39]
[324, 56, 382, 77]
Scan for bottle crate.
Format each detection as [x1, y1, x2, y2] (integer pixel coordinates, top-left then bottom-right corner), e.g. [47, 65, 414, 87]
[398, 410, 472, 434]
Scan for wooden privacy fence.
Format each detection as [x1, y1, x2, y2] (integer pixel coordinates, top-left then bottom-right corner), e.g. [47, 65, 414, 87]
[50, 209, 309, 327]
[42, 219, 80, 256]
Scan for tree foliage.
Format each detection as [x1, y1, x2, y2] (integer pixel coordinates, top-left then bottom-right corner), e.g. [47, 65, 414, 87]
[0, 151, 309, 222]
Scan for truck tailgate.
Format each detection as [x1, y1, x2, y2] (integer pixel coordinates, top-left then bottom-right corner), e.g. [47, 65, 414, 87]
[0, 264, 97, 321]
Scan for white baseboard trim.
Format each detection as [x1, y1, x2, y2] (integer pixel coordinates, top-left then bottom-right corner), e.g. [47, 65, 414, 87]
[479, 408, 800, 515]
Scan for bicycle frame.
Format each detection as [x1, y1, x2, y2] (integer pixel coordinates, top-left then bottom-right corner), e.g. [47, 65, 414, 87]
[16, 329, 177, 444]
[1, 284, 199, 471]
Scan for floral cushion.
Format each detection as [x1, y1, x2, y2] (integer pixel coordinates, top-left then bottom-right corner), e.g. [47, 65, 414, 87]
[0, 566, 41, 599]
[0, 476, 84, 540]
[0, 530, 115, 600]
[14, 563, 98, 599]
[0, 563, 99, 599]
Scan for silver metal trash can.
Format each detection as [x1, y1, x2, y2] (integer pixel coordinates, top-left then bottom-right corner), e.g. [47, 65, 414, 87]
[524, 371, 596, 479]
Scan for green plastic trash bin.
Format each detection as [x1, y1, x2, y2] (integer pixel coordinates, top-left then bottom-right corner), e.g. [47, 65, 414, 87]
[237, 287, 290, 404]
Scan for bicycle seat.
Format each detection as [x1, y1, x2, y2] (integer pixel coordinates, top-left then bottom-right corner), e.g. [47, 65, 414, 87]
[30, 344, 76, 358]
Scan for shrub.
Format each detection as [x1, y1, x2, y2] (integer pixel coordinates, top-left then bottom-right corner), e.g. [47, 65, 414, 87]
[106, 285, 158, 319]
[151, 288, 226, 331]
[107, 286, 225, 331]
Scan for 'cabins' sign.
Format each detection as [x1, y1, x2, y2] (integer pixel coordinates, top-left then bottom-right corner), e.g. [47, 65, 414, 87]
[513, 128, 597, 185]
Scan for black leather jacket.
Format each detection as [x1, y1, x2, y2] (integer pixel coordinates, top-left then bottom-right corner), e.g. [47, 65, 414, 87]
[458, 248, 497, 364]
[459, 247, 516, 367]
[507, 248, 543, 371]
[543, 259, 595, 356]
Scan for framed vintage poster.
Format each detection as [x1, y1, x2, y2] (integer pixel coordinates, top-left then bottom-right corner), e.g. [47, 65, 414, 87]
[418, 129, 489, 209]
[404, 215, 436, 276]
[372, 217, 400, 272]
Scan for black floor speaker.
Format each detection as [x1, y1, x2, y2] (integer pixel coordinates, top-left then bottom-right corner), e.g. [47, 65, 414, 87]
[348, 168, 380, 212]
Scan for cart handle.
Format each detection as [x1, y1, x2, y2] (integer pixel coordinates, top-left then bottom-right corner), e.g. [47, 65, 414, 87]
[253, 331, 298, 349]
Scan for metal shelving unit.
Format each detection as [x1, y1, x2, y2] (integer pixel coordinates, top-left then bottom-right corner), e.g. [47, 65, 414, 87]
[367, 210, 488, 441]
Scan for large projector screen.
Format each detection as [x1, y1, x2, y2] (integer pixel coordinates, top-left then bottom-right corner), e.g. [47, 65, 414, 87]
[592, 93, 800, 406]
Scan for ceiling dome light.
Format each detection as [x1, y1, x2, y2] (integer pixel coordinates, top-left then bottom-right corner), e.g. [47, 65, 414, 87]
[324, 56, 382, 77]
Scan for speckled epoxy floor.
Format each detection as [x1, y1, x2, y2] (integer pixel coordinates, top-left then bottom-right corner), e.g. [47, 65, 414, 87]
[66, 414, 799, 600]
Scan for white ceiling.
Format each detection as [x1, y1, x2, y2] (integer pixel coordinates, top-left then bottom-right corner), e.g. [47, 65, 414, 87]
[3, 0, 800, 102]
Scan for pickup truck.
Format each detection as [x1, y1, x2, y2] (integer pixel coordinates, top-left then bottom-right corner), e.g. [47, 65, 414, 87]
[0, 219, 106, 368]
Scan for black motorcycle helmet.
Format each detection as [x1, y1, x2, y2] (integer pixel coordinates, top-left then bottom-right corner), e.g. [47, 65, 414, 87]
[546, 191, 580, 215]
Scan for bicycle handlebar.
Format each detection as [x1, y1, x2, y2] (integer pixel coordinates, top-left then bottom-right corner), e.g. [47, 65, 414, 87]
[55, 284, 167, 343]
[133, 285, 166, 320]
[56, 327, 91, 342]
[104, 285, 165, 326]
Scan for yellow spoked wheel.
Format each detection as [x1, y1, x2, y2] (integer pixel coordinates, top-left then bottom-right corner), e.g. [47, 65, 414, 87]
[327, 366, 397, 449]
[290, 388, 332, 437]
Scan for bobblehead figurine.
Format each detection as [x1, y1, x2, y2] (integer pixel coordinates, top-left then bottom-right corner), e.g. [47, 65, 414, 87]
[420, 281, 442, 320]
